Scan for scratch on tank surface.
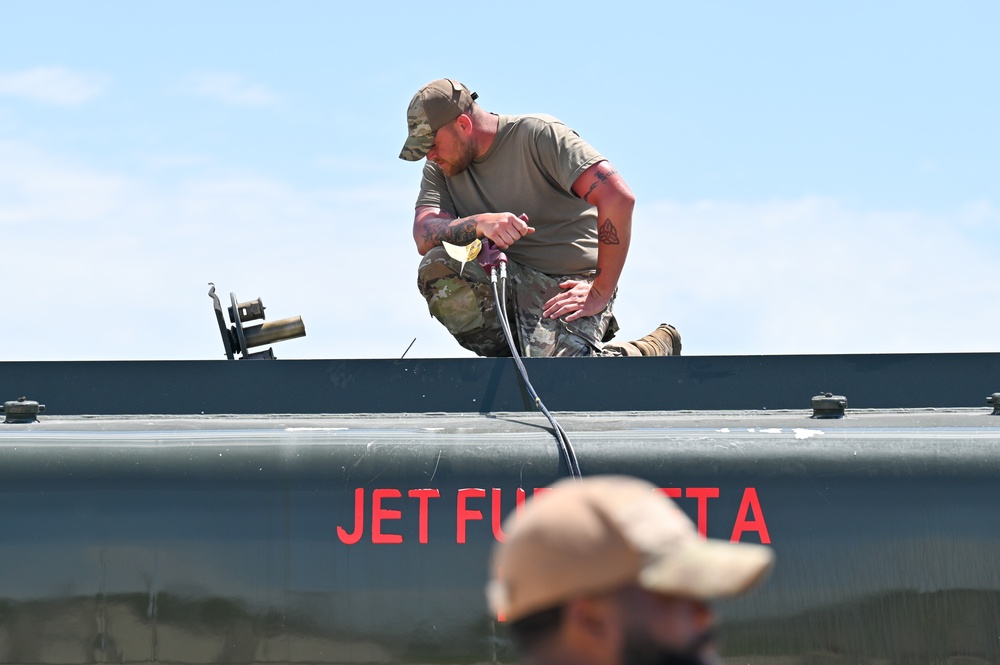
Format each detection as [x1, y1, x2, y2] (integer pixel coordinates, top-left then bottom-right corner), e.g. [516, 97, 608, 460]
[427, 450, 443, 484]
[365, 467, 387, 485]
[720, 440, 749, 457]
[815, 487, 834, 506]
[341, 440, 377, 482]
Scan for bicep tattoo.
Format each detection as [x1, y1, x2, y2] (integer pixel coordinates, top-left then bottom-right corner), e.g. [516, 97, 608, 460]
[582, 169, 618, 203]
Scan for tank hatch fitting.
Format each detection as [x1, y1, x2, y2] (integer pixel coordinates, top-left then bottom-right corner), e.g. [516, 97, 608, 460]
[208, 283, 306, 360]
[987, 393, 1000, 415]
[812, 392, 847, 419]
[2, 397, 45, 424]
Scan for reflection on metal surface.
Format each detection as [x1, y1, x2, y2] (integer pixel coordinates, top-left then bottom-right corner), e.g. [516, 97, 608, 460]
[724, 590, 1000, 664]
[3, 590, 995, 663]
[0, 594, 394, 663]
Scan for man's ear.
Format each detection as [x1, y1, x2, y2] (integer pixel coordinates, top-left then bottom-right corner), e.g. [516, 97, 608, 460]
[561, 596, 623, 662]
[454, 113, 473, 135]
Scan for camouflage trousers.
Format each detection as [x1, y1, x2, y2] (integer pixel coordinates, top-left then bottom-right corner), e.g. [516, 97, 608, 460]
[417, 246, 621, 357]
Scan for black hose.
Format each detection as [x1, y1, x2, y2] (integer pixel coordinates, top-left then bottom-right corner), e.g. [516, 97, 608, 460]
[491, 266, 582, 480]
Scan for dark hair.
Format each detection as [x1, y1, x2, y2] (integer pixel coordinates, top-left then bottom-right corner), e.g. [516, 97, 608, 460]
[506, 605, 565, 653]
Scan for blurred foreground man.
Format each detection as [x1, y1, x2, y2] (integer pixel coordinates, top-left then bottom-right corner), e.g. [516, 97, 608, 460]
[488, 476, 774, 665]
[399, 78, 680, 358]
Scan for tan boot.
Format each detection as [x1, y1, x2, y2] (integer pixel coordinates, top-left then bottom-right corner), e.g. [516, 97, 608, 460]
[605, 324, 681, 357]
[630, 324, 682, 356]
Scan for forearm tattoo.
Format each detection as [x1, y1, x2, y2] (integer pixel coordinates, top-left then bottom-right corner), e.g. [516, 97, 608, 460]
[424, 216, 478, 246]
[582, 169, 618, 203]
[598, 219, 620, 245]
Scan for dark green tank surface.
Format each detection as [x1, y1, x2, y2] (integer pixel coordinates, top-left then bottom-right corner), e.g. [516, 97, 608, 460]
[0, 354, 999, 663]
[0, 351, 998, 414]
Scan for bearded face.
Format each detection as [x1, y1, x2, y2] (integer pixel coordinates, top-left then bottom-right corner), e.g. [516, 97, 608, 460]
[427, 122, 478, 176]
[621, 626, 718, 665]
[617, 588, 720, 665]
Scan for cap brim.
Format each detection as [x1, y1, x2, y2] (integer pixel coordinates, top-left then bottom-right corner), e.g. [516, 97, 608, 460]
[399, 139, 427, 161]
[640, 538, 774, 600]
[399, 125, 433, 162]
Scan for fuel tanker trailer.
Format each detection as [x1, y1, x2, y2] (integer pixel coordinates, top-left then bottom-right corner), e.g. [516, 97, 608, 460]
[1, 352, 999, 664]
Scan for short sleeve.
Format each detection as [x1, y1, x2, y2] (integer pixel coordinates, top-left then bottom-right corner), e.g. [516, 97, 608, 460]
[533, 120, 605, 195]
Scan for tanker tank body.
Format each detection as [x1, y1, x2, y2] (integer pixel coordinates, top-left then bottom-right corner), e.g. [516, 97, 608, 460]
[0, 353, 999, 664]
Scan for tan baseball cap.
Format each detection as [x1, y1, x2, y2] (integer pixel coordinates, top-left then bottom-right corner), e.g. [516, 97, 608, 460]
[487, 475, 775, 622]
[399, 78, 478, 162]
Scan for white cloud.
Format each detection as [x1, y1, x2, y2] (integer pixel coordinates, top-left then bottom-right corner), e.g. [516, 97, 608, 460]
[0, 142, 128, 224]
[185, 72, 280, 107]
[0, 67, 108, 106]
[622, 198, 1000, 355]
[0, 140, 453, 361]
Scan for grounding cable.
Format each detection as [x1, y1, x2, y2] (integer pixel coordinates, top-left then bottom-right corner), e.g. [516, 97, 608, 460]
[490, 260, 582, 480]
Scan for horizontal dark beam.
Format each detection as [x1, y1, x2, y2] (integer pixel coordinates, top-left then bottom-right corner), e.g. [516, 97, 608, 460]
[0, 353, 998, 415]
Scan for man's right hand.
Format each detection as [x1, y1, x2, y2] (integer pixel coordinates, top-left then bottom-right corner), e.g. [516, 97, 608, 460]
[476, 213, 534, 249]
[413, 206, 534, 255]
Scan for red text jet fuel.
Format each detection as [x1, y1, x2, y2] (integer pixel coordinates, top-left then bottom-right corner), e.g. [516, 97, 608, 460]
[335, 486, 771, 545]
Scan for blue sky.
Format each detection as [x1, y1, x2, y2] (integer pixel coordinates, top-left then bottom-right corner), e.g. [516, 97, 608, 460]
[1, 1, 996, 360]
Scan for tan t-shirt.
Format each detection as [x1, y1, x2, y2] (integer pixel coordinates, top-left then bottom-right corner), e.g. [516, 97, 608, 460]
[416, 114, 605, 276]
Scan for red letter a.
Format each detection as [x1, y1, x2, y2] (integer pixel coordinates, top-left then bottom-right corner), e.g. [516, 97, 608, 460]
[730, 487, 771, 544]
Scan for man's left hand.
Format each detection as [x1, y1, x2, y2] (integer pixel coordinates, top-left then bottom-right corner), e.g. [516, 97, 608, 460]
[543, 280, 610, 322]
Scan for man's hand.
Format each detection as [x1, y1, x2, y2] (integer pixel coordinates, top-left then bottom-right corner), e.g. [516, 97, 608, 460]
[414, 207, 534, 255]
[542, 280, 611, 322]
[477, 213, 534, 249]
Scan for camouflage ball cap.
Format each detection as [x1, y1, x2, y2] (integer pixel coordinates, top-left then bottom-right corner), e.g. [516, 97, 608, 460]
[399, 79, 478, 161]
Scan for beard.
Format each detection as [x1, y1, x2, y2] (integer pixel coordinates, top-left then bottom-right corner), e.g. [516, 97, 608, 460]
[621, 628, 718, 665]
[438, 135, 478, 176]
